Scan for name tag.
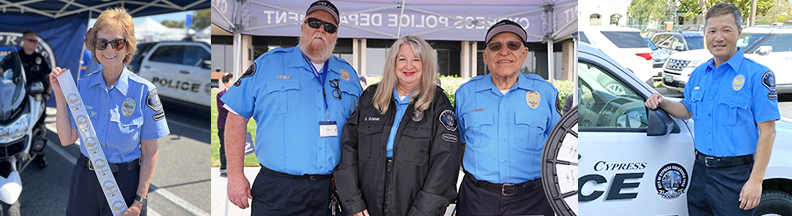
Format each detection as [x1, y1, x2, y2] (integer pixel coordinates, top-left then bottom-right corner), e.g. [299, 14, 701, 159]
[319, 121, 338, 137]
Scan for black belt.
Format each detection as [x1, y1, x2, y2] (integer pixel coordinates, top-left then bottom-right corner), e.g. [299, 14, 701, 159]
[695, 151, 753, 168]
[464, 170, 541, 196]
[261, 165, 331, 180]
[80, 155, 140, 173]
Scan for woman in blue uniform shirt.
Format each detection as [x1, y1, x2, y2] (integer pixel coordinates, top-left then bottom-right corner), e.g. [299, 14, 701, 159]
[49, 8, 169, 216]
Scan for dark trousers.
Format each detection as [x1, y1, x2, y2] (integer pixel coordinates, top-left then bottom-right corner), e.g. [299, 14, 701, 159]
[218, 129, 226, 170]
[66, 155, 145, 216]
[456, 173, 552, 216]
[688, 157, 755, 216]
[250, 166, 332, 216]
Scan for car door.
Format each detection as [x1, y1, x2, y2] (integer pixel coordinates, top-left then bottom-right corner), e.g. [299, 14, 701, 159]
[578, 48, 695, 216]
[143, 44, 185, 101]
[175, 44, 211, 106]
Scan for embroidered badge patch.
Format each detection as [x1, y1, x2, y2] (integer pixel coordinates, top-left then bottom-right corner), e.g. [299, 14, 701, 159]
[439, 110, 457, 131]
[441, 133, 458, 143]
[762, 71, 776, 91]
[340, 69, 350, 81]
[121, 98, 135, 117]
[147, 89, 163, 112]
[526, 91, 541, 109]
[732, 75, 745, 91]
[769, 92, 778, 100]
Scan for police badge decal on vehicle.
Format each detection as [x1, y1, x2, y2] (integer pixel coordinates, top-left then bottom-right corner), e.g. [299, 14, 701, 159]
[655, 163, 688, 199]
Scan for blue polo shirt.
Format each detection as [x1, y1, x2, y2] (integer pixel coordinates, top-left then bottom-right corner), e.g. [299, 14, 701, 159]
[385, 88, 413, 158]
[221, 46, 362, 175]
[69, 67, 170, 163]
[455, 73, 561, 184]
[680, 48, 780, 157]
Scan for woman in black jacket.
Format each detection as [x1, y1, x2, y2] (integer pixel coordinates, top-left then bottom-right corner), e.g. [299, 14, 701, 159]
[334, 35, 461, 216]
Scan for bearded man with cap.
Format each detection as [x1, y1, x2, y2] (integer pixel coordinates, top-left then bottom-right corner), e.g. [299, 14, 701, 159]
[221, 1, 362, 215]
[454, 20, 561, 216]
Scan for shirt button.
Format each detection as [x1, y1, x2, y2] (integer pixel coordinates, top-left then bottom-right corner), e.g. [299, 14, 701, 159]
[708, 114, 711, 117]
[281, 86, 285, 89]
[317, 89, 321, 93]
[500, 160, 505, 164]
[501, 118, 505, 122]
[501, 139, 506, 143]
[502, 99, 506, 102]
[319, 146, 323, 150]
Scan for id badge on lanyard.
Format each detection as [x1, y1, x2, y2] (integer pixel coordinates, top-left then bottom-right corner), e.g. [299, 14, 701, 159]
[305, 54, 338, 137]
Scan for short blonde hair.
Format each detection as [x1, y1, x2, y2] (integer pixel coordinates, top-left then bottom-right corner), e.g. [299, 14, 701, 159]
[87, 8, 137, 64]
[372, 35, 437, 115]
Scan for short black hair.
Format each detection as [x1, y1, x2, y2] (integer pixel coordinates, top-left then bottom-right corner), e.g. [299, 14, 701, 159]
[22, 31, 35, 37]
[222, 72, 233, 84]
[705, 3, 742, 28]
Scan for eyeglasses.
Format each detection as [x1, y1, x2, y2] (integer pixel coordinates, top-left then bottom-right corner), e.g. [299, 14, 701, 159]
[94, 38, 127, 51]
[24, 39, 37, 43]
[329, 78, 342, 99]
[487, 41, 524, 52]
[304, 18, 337, 34]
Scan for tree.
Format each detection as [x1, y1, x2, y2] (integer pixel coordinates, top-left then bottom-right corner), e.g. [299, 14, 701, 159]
[192, 9, 210, 30]
[628, 0, 670, 25]
[757, 0, 792, 24]
[677, 0, 774, 25]
[161, 20, 185, 28]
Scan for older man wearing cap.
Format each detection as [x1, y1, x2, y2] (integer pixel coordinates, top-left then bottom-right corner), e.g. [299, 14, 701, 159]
[454, 20, 561, 216]
[221, 0, 362, 215]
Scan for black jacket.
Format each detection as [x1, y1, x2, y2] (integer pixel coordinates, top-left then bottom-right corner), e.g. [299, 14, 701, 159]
[334, 84, 461, 216]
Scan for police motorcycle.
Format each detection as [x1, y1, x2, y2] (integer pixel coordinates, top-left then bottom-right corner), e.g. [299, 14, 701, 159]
[0, 46, 48, 216]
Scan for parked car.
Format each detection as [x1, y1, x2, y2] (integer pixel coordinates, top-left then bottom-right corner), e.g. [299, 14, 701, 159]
[127, 42, 159, 74]
[650, 31, 704, 55]
[643, 36, 669, 68]
[137, 41, 212, 107]
[579, 26, 656, 84]
[661, 26, 792, 94]
[578, 42, 792, 216]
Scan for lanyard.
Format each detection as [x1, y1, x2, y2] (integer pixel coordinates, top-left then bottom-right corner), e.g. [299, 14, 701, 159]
[303, 54, 331, 121]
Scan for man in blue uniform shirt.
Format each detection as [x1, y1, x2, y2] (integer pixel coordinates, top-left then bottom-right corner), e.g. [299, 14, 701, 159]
[645, 3, 779, 216]
[454, 20, 562, 216]
[221, 1, 362, 215]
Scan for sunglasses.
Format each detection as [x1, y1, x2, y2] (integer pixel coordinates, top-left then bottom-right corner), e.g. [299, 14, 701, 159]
[24, 39, 37, 43]
[487, 41, 524, 52]
[94, 38, 127, 51]
[304, 18, 337, 34]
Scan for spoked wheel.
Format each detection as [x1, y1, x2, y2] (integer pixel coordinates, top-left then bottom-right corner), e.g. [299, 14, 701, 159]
[1, 201, 20, 216]
[541, 106, 578, 216]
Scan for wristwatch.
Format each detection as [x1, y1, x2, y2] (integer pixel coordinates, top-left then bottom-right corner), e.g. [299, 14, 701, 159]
[135, 195, 147, 205]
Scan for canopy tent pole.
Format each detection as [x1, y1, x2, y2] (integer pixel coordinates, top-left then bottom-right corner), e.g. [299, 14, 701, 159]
[545, 2, 554, 83]
[572, 35, 578, 107]
[396, 0, 406, 38]
[233, 0, 243, 81]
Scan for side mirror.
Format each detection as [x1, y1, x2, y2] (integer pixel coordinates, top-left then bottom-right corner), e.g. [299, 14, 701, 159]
[647, 108, 674, 136]
[756, 46, 773, 55]
[674, 46, 684, 51]
[202, 60, 211, 69]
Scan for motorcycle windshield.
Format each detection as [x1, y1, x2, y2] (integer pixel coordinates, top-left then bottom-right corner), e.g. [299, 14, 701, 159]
[0, 47, 26, 121]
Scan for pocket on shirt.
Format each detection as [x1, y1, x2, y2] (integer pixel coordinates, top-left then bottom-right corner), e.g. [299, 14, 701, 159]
[689, 90, 705, 119]
[358, 123, 384, 161]
[109, 112, 143, 146]
[265, 78, 300, 114]
[717, 94, 751, 126]
[514, 111, 548, 151]
[398, 126, 431, 165]
[462, 110, 494, 148]
[336, 85, 361, 119]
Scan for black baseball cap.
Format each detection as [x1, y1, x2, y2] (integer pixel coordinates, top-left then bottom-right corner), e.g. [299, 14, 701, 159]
[306, 0, 340, 24]
[485, 20, 527, 44]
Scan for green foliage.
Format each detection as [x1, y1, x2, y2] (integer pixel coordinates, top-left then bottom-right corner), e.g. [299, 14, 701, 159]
[678, 0, 775, 23]
[192, 9, 211, 30]
[628, 0, 670, 24]
[161, 20, 185, 28]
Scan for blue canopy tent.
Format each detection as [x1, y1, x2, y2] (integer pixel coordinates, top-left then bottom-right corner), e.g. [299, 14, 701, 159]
[0, 0, 210, 107]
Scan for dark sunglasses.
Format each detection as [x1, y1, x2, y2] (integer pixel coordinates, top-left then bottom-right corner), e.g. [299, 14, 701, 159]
[487, 41, 524, 52]
[94, 38, 127, 51]
[304, 18, 337, 34]
[24, 39, 37, 43]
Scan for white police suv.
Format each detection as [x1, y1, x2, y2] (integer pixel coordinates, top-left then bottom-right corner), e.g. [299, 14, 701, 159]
[137, 41, 212, 107]
[577, 43, 792, 216]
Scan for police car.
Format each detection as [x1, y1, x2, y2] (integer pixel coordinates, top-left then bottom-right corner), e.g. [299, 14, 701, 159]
[137, 41, 211, 107]
[661, 26, 792, 94]
[578, 43, 792, 216]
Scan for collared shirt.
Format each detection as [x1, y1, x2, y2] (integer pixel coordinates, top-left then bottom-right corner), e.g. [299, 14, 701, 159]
[385, 88, 414, 158]
[69, 67, 170, 163]
[221, 46, 362, 175]
[455, 73, 561, 184]
[680, 48, 779, 157]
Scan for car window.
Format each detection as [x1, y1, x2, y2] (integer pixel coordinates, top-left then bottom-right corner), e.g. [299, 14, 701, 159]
[684, 36, 704, 50]
[643, 38, 658, 50]
[580, 31, 590, 44]
[759, 33, 792, 52]
[149, 45, 184, 64]
[652, 34, 672, 49]
[737, 33, 767, 50]
[672, 36, 686, 50]
[578, 61, 648, 129]
[183, 46, 209, 67]
[601, 31, 647, 48]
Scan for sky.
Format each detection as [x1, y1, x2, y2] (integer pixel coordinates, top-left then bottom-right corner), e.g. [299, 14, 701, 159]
[88, 10, 193, 27]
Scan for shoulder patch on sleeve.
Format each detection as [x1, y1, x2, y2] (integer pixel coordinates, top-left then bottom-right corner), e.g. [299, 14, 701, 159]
[762, 71, 776, 91]
[233, 63, 257, 87]
[769, 92, 778, 100]
[439, 110, 457, 131]
[147, 89, 163, 112]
